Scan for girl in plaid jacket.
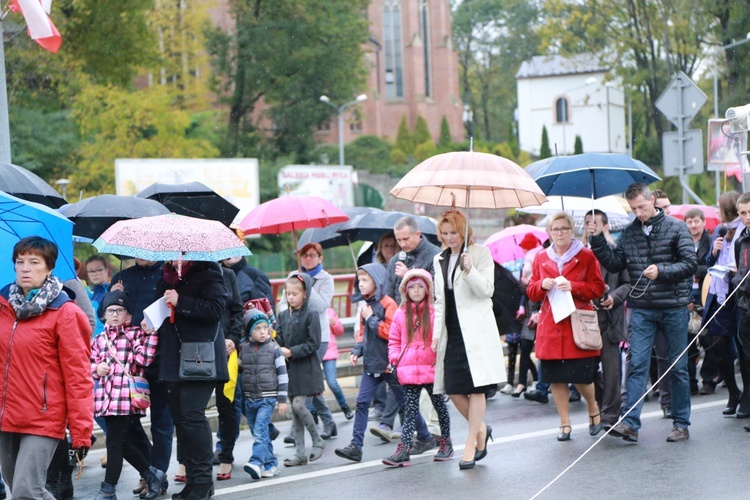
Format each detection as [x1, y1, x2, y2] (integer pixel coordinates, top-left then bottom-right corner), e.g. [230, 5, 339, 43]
[90, 291, 163, 500]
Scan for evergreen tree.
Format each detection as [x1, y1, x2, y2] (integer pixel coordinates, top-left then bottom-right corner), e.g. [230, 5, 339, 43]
[395, 115, 414, 154]
[439, 116, 452, 148]
[413, 115, 431, 145]
[574, 135, 583, 154]
[540, 126, 551, 159]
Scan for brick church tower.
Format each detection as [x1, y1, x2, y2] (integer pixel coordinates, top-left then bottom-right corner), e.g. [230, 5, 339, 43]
[315, 0, 464, 147]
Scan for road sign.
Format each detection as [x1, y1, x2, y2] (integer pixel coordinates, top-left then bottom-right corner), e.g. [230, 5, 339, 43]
[663, 129, 703, 176]
[655, 71, 707, 130]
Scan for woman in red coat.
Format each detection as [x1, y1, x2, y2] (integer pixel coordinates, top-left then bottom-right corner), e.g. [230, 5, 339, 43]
[527, 212, 606, 442]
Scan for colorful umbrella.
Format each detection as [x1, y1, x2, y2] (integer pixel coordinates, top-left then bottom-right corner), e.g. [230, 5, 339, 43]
[390, 150, 547, 249]
[0, 191, 76, 286]
[92, 213, 251, 262]
[59, 194, 171, 240]
[668, 204, 721, 232]
[237, 195, 348, 269]
[482, 224, 548, 276]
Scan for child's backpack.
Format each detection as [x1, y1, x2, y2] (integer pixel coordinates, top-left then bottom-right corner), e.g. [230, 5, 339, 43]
[492, 262, 523, 335]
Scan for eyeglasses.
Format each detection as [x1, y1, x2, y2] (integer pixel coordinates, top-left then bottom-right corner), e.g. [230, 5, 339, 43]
[550, 227, 572, 234]
[87, 268, 106, 274]
[301, 253, 320, 259]
[105, 308, 127, 316]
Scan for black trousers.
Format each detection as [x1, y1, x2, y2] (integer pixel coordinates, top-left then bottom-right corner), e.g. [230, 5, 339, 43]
[166, 381, 215, 485]
[104, 415, 151, 485]
[215, 381, 238, 464]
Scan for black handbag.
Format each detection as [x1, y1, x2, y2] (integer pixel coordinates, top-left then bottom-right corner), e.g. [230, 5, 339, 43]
[177, 326, 220, 381]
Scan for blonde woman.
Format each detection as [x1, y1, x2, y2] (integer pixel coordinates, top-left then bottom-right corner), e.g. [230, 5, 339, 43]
[527, 212, 605, 441]
[431, 211, 505, 469]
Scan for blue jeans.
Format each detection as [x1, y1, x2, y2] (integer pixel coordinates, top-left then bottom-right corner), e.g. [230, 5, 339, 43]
[624, 307, 691, 430]
[535, 360, 550, 394]
[244, 398, 278, 469]
[323, 359, 348, 410]
[352, 372, 430, 449]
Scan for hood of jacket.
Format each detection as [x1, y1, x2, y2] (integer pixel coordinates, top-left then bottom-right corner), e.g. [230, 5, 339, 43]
[398, 268, 434, 307]
[353, 263, 387, 303]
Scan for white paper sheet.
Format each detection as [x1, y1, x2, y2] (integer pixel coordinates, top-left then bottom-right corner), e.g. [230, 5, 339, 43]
[143, 297, 170, 330]
[708, 265, 734, 280]
[548, 284, 576, 323]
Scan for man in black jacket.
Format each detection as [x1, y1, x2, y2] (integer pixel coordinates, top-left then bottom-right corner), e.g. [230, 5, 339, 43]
[589, 183, 697, 443]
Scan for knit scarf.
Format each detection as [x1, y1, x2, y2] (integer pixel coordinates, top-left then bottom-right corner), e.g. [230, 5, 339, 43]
[301, 263, 322, 277]
[546, 239, 584, 273]
[8, 275, 63, 320]
[711, 217, 742, 302]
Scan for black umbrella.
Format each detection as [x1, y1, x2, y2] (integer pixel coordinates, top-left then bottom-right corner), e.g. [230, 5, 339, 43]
[59, 194, 171, 240]
[296, 207, 382, 250]
[337, 210, 439, 246]
[0, 162, 66, 208]
[135, 182, 240, 227]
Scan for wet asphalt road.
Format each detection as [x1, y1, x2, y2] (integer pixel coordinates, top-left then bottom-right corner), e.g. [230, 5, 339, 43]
[69, 383, 748, 500]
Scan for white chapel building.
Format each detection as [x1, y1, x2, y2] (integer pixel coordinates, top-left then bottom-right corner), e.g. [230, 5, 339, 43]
[516, 54, 627, 156]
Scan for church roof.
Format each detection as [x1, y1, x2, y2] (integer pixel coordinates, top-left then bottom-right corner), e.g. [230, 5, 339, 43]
[516, 54, 609, 79]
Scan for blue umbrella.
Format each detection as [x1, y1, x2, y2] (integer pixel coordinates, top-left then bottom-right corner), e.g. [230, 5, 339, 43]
[0, 191, 76, 287]
[525, 153, 661, 198]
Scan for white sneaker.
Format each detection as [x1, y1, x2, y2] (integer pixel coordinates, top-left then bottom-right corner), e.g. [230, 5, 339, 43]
[261, 465, 279, 478]
[500, 384, 514, 395]
[244, 462, 261, 480]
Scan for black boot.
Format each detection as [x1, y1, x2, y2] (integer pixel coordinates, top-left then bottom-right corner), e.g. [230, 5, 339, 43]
[172, 484, 193, 499]
[185, 482, 214, 499]
[44, 471, 61, 500]
[142, 467, 167, 500]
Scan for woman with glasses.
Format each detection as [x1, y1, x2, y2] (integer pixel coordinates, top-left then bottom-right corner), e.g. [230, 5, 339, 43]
[431, 210, 505, 469]
[527, 212, 606, 442]
[0, 237, 93, 498]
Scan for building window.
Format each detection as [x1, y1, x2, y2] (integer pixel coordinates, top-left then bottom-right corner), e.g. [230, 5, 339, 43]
[316, 121, 331, 131]
[419, 0, 432, 97]
[384, 0, 404, 98]
[350, 120, 363, 132]
[555, 97, 569, 123]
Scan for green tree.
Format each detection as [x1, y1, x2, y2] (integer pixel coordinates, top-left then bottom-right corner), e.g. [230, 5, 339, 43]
[390, 148, 407, 165]
[439, 116, 452, 148]
[414, 140, 437, 162]
[453, 0, 540, 142]
[574, 135, 583, 154]
[395, 115, 414, 155]
[206, 0, 369, 159]
[413, 115, 431, 145]
[343, 135, 392, 174]
[70, 84, 219, 195]
[540, 126, 551, 159]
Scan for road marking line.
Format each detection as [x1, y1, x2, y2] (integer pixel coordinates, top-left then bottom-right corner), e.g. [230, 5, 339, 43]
[215, 400, 724, 496]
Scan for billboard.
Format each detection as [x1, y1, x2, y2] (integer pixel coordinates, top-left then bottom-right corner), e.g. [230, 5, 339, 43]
[114, 158, 259, 225]
[707, 119, 749, 181]
[277, 165, 354, 207]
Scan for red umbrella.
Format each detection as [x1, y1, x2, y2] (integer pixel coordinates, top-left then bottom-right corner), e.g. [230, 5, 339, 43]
[669, 204, 721, 232]
[237, 195, 349, 269]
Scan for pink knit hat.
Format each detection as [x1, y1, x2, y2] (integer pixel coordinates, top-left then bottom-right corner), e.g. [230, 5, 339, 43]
[398, 268, 434, 305]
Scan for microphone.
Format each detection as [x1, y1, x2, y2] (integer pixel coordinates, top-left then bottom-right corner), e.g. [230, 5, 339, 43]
[398, 251, 407, 262]
[718, 226, 728, 238]
[602, 284, 611, 302]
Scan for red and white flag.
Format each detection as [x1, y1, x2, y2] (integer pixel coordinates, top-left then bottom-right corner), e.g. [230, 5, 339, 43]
[9, 0, 62, 53]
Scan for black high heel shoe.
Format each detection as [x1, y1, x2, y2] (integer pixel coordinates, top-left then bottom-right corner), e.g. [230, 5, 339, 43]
[511, 385, 526, 398]
[589, 412, 603, 436]
[474, 424, 493, 461]
[459, 459, 475, 470]
[724, 394, 740, 415]
[557, 425, 572, 441]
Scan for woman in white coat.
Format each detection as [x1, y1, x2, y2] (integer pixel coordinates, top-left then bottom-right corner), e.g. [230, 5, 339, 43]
[431, 211, 505, 469]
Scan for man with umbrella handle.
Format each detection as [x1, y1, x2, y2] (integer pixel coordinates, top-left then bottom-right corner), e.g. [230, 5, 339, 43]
[589, 183, 697, 444]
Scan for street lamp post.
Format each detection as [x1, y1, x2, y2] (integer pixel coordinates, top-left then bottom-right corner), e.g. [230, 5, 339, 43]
[319, 94, 368, 166]
[54, 178, 71, 199]
[712, 33, 750, 199]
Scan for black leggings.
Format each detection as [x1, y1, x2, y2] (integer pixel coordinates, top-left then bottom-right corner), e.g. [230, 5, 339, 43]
[104, 415, 151, 485]
[401, 384, 450, 448]
[506, 342, 519, 386]
[700, 335, 740, 398]
[517, 339, 538, 387]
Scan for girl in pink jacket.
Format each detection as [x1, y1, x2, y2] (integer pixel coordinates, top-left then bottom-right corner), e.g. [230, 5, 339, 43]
[382, 269, 452, 467]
